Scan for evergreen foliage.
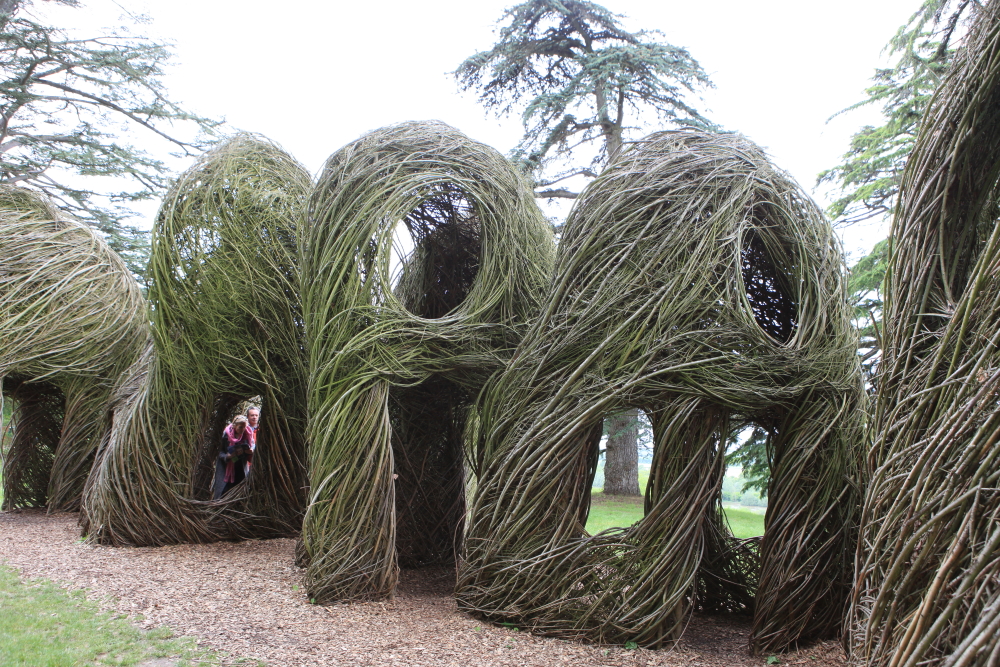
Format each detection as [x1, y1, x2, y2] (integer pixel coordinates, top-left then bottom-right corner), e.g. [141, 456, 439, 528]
[848, 238, 890, 320]
[0, 0, 220, 276]
[725, 426, 770, 497]
[847, 238, 891, 380]
[455, 0, 713, 197]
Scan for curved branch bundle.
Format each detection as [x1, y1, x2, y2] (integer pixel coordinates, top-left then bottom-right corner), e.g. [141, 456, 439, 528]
[81, 134, 312, 545]
[849, 5, 1000, 666]
[455, 131, 864, 652]
[2, 123, 870, 655]
[300, 121, 555, 602]
[0, 187, 148, 510]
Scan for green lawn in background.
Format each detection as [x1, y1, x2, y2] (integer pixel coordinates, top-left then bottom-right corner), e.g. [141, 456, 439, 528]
[722, 505, 766, 539]
[0, 565, 252, 667]
[586, 493, 765, 538]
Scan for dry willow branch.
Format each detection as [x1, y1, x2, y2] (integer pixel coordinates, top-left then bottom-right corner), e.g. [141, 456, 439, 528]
[0, 186, 147, 510]
[849, 4, 1000, 666]
[300, 121, 555, 602]
[455, 131, 865, 653]
[81, 134, 312, 545]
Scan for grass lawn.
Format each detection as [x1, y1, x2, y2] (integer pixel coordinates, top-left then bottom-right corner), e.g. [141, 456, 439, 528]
[0, 565, 253, 667]
[586, 493, 765, 539]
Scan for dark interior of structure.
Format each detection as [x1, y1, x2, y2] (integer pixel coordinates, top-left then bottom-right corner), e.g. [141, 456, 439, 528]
[740, 227, 799, 343]
[0, 378, 63, 510]
[390, 184, 481, 567]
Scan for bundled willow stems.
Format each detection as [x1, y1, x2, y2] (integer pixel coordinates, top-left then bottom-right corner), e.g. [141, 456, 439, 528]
[300, 121, 555, 601]
[81, 134, 312, 545]
[849, 4, 1000, 665]
[455, 131, 865, 652]
[2, 119, 877, 655]
[0, 187, 147, 511]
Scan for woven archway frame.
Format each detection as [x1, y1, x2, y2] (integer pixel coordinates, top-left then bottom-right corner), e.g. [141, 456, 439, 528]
[1, 187, 148, 511]
[455, 131, 865, 653]
[81, 134, 313, 545]
[300, 121, 555, 602]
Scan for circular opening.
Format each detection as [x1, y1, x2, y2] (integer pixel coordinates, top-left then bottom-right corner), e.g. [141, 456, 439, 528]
[389, 183, 481, 319]
[740, 228, 798, 343]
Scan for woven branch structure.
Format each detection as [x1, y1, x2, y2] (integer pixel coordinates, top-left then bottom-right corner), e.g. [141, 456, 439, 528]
[80, 134, 313, 545]
[300, 121, 555, 602]
[0, 187, 148, 511]
[848, 5, 1000, 665]
[454, 131, 865, 653]
[3, 123, 870, 654]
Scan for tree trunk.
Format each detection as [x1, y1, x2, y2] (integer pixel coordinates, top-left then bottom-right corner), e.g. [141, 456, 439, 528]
[604, 409, 640, 496]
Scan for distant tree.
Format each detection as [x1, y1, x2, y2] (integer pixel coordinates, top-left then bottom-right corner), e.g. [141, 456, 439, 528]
[458, 0, 714, 497]
[725, 425, 769, 498]
[0, 0, 220, 276]
[848, 238, 891, 382]
[455, 0, 714, 199]
[603, 410, 640, 495]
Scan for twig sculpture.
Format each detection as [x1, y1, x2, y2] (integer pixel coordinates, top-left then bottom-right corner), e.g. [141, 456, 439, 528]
[455, 131, 865, 653]
[81, 134, 312, 545]
[0, 187, 147, 510]
[300, 121, 555, 602]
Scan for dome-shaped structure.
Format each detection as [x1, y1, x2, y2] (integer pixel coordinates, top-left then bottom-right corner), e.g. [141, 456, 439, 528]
[456, 131, 864, 652]
[0, 186, 147, 511]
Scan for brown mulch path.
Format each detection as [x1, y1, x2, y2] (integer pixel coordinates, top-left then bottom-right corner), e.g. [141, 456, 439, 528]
[0, 510, 847, 667]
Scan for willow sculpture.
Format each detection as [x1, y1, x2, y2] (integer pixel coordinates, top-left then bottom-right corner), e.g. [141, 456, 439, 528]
[300, 121, 555, 602]
[81, 134, 312, 545]
[0, 187, 147, 511]
[455, 131, 864, 652]
[849, 4, 1000, 665]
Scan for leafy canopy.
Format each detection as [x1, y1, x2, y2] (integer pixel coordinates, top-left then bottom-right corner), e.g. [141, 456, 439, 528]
[455, 0, 713, 197]
[0, 0, 220, 275]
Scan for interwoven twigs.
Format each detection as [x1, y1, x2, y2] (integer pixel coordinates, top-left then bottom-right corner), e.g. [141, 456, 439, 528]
[81, 134, 312, 545]
[0, 187, 148, 510]
[0, 379, 63, 508]
[391, 378, 470, 567]
[849, 4, 1000, 666]
[455, 131, 864, 652]
[300, 121, 554, 602]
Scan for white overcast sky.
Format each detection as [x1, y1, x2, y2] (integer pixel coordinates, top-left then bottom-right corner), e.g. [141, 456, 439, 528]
[47, 0, 919, 259]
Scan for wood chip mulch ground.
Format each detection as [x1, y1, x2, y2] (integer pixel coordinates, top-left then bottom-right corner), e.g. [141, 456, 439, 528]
[0, 510, 847, 667]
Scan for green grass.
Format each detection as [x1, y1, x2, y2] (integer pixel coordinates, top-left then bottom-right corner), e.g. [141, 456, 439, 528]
[722, 505, 766, 539]
[586, 494, 765, 539]
[0, 565, 255, 667]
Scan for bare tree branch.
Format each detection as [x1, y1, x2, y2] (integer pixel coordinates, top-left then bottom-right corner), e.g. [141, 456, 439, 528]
[534, 188, 578, 199]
